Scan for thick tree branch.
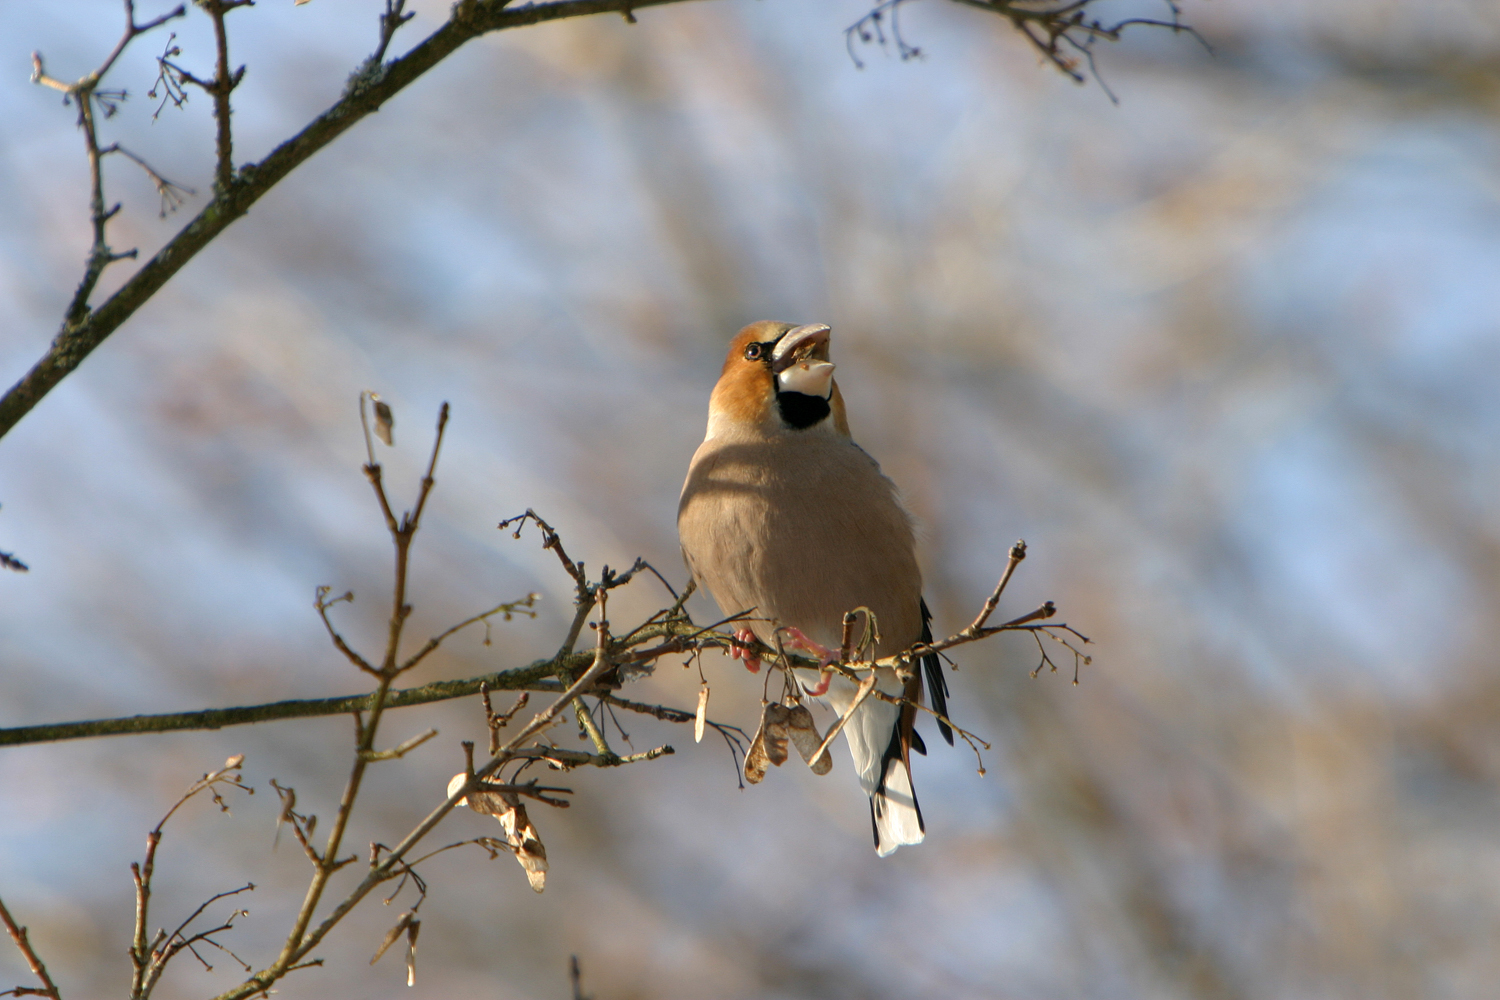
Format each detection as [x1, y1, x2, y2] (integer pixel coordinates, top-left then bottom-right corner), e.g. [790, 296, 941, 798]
[0, 659, 578, 748]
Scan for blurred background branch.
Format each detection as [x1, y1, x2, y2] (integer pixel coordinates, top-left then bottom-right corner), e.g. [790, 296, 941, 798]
[0, 0, 1195, 442]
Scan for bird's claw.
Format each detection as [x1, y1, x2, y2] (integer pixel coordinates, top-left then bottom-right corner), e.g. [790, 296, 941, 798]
[780, 626, 839, 696]
[781, 626, 837, 664]
[731, 628, 762, 673]
[802, 670, 834, 697]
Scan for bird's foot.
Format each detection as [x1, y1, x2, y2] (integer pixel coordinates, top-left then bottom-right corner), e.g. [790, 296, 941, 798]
[781, 626, 837, 664]
[730, 628, 762, 673]
[803, 670, 834, 697]
[780, 627, 839, 696]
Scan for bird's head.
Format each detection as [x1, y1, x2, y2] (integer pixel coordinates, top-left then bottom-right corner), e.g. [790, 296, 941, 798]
[707, 320, 850, 439]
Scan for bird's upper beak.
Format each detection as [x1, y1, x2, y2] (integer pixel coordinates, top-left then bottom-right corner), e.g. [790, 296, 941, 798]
[772, 323, 835, 398]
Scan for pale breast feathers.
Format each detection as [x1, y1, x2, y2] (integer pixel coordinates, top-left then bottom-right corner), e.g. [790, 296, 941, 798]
[678, 432, 923, 654]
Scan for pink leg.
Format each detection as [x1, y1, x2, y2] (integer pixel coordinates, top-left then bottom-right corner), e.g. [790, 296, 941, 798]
[781, 627, 838, 696]
[730, 628, 762, 673]
[802, 671, 834, 697]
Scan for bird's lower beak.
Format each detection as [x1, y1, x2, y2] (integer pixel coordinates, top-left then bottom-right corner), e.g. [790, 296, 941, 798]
[777, 360, 835, 398]
[772, 323, 835, 398]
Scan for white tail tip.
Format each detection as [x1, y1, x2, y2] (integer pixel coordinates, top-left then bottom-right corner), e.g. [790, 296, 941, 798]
[871, 756, 925, 856]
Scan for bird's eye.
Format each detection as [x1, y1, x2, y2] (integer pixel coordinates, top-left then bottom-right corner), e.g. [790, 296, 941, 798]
[743, 342, 764, 361]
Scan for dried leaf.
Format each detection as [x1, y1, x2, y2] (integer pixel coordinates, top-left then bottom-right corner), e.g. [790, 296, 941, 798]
[784, 704, 832, 775]
[694, 682, 710, 744]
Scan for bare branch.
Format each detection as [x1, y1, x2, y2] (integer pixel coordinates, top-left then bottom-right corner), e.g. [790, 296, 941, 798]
[571, 955, 593, 1000]
[240, 608, 627, 994]
[499, 509, 590, 599]
[99, 144, 194, 217]
[314, 586, 379, 676]
[359, 728, 439, 762]
[270, 780, 323, 865]
[372, 0, 417, 65]
[848, 0, 1208, 103]
[399, 595, 540, 676]
[481, 685, 528, 754]
[2, 0, 708, 441]
[199, 0, 251, 195]
[0, 658, 577, 747]
[139, 885, 253, 996]
[0, 895, 61, 1000]
[128, 757, 252, 1000]
[147, 33, 189, 118]
[26, 2, 187, 337]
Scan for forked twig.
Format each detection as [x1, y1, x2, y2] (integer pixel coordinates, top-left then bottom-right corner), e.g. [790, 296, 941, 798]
[129, 756, 253, 1000]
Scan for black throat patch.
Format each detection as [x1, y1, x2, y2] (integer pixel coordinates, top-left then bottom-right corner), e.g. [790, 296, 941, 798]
[776, 391, 831, 430]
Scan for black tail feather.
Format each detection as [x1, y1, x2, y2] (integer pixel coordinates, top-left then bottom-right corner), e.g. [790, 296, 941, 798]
[874, 721, 925, 840]
[920, 598, 955, 745]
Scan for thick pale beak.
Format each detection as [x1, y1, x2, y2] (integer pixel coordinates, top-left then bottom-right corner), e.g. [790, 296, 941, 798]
[772, 323, 835, 399]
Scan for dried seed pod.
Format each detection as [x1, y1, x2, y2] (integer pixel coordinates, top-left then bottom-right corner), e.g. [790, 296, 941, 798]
[371, 910, 415, 966]
[694, 682, 710, 743]
[501, 802, 548, 893]
[447, 773, 549, 892]
[784, 703, 832, 775]
[744, 703, 792, 784]
[371, 394, 394, 445]
[405, 918, 420, 987]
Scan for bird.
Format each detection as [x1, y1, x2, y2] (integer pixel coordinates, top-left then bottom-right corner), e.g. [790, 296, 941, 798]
[677, 320, 953, 856]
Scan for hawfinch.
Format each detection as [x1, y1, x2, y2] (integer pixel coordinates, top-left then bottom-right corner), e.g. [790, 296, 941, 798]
[677, 320, 952, 856]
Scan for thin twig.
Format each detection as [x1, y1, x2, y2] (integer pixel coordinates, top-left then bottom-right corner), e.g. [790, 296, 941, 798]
[399, 593, 539, 673]
[359, 728, 439, 761]
[499, 509, 589, 599]
[200, 0, 250, 195]
[372, 0, 416, 65]
[28, 2, 187, 332]
[100, 144, 194, 216]
[314, 586, 378, 676]
[0, 895, 61, 1000]
[571, 955, 592, 1000]
[847, 0, 1208, 103]
[129, 757, 251, 1000]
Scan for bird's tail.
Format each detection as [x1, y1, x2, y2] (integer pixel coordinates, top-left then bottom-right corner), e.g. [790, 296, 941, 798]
[830, 672, 925, 856]
[870, 738, 924, 857]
